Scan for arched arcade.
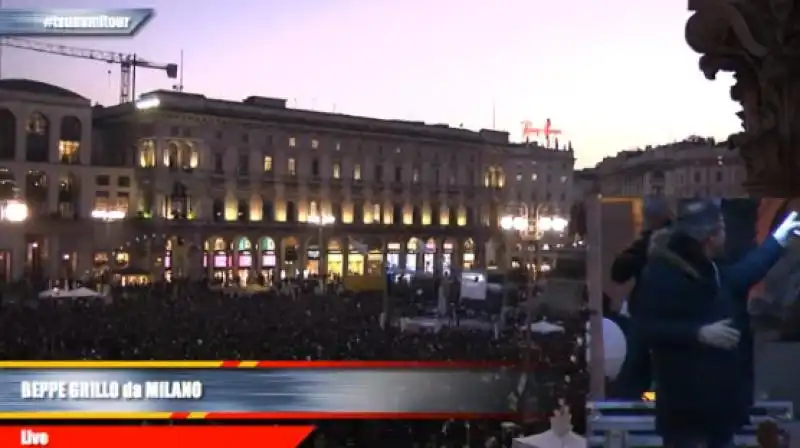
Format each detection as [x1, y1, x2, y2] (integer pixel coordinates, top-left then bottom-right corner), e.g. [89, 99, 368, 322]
[257, 236, 277, 284]
[204, 236, 229, 282]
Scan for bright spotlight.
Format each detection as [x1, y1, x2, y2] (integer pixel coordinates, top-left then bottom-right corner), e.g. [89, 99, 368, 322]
[135, 96, 161, 110]
[3, 200, 28, 222]
[500, 215, 514, 230]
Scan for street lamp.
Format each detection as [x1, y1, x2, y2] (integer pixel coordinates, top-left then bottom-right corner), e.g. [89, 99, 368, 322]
[1, 199, 29, 222]
[538, 216, 568, 233]
[92, 209, 126, 286]
[307, 214, 335, 289]
[500, 206, 569, 427]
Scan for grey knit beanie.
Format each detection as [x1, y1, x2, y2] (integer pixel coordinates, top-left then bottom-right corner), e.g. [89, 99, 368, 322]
[676, 198, 722, 241]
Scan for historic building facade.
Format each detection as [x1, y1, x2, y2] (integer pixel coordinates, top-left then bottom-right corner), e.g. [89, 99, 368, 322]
[0, 79, 137, 281]
[0, 80, 575, 281]
[594, 136, 746, 198]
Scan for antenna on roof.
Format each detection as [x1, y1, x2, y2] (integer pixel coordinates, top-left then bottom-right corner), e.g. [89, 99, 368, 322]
[172, 50, 184, 92]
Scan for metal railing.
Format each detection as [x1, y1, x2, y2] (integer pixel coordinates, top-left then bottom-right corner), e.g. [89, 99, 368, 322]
[587, 400, 794, 447]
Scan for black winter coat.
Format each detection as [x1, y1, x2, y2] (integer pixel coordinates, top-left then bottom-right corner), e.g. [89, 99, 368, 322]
[635, 231, 783, 436]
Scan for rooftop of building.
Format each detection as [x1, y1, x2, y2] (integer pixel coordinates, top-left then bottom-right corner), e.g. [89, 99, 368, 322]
[594, 136, 735, 171]
[0, 79, 88, 101]
[94, 89, 574, 153]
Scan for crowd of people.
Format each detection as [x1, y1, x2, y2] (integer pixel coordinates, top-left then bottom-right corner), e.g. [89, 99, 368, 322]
[0, 275, 588, 447]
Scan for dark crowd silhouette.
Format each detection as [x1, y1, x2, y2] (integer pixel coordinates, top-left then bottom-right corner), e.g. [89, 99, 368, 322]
[0, 277, 588, 447]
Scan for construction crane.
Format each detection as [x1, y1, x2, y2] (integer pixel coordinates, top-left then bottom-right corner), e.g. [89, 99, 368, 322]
[0, 37, 179, 104]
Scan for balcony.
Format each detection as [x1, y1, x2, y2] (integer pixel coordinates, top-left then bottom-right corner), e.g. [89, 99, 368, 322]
[236, 178, 251, 189]
[261, 171, 277, 185]
[350, 180, 364, 196]
[283, 175, 300, 186]
[329, 177, 343, 188]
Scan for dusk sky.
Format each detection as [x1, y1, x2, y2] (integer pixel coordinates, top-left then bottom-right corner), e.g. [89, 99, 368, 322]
[1, 0, 741, 167]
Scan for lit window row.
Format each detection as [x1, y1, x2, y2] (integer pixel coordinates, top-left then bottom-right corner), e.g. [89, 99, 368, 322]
[484, 166, 505, 188]
[288, 137, 341, 151]
[514, 173, 569, 183]
[262, 156, 362, 180]
[137, 140, 199, 169]
[197, 198, 470, 226]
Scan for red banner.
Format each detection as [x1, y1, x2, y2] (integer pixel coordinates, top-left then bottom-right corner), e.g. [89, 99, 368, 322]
[1, 425, 314, 448]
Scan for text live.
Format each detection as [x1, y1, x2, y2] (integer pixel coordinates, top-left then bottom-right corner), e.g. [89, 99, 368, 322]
[3, 426, 315, 448]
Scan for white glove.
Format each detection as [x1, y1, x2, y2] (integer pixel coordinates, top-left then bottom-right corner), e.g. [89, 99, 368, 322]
[698, 319, 740, 349]
[771, 210, 800, 247]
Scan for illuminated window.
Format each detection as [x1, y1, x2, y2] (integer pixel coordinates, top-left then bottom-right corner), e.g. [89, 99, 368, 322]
[335, 142, 341, 151]
[332, 163, 341, 179]
[516, 173, 522, 181]
[114, 251, 129, 266]
[531, 173, 538, 181]
[138, 140, 156, 168]
[94, 252, 109, 265]
[288, 137, 296, 148]
[311, 139, 319, 149]
[93, 191, 111, 211]
[263, 156, 273, 172]
[58, 141, 79, 164]
[187, 148, 198, 168]
[560, 175, 568, 183]
[353, 164, 361, 180]
[288, 158, 296, 175]
[484, 167, 505, 188]
[308, 201, 319, 218]
[372, 203, 381, 222]
[116, 192, 130, 215]
[412, 168, 420, 183]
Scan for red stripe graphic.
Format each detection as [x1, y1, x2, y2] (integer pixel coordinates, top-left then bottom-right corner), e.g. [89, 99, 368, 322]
[220, 361, 242, 368]
[0, 426, 314, 448]
[201, 412, 521, 420]
[249, 361, 517, 368]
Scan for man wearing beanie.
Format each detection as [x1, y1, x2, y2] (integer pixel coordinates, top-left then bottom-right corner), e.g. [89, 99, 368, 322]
[634, 198, 800, 448]
[610, 195, 672, 399]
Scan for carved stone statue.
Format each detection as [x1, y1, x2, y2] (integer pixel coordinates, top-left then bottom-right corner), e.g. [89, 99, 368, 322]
[685, 0, 800, 195]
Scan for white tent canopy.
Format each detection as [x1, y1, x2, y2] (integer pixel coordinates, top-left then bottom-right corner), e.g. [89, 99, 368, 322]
[39, 287, 103, 299]
[526, 320, 565, 334]
[512, 430, 586, 448]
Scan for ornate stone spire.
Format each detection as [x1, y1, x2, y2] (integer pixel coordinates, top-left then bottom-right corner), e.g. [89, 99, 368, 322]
[685, 0, 800, 196]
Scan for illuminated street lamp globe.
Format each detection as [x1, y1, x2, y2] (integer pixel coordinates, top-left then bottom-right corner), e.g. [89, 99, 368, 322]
[538, 216, 568, 233]
[3, 200, 28, 222]
[500, 215, 526, 231]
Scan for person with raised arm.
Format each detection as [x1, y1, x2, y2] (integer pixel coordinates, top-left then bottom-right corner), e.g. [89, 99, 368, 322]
[635, 199, 800, 448]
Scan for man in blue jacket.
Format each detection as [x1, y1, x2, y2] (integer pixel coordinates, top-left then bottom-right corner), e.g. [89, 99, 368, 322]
[635, 199, 800, 448]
